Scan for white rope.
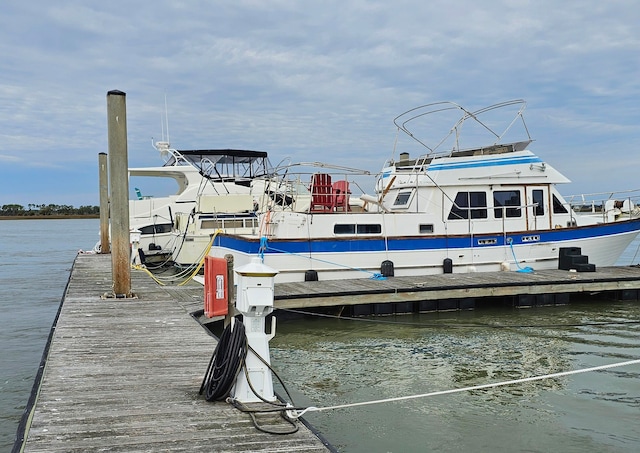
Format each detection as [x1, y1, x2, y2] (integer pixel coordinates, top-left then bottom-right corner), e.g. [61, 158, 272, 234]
[293, 358, 640, 418]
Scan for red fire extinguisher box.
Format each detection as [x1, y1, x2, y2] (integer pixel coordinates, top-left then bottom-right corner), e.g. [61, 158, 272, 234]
[204, 256, 228, 318]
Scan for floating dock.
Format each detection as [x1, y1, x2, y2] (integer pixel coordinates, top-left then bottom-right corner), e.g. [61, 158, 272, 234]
[18, 254, 640, 451]
[17, 253, 332, 452]
[273, 265, 640, 315]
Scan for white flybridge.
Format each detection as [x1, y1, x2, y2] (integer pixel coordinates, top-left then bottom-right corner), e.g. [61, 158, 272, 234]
[127, 141, 272, 264]
[208, 100, 640, 282]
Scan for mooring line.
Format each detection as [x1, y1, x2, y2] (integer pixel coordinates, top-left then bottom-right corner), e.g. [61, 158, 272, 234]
[292, 358, 640, 418]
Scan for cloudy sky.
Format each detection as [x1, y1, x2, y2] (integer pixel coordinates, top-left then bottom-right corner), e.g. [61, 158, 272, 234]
[1, 0, 639, 208]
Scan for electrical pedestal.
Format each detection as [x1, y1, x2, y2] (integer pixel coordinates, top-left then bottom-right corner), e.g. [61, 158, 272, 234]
[232, 257, 279, 403]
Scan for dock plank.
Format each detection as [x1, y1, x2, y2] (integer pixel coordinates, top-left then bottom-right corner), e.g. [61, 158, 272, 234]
[21, 254, 331, 452]
[162, 263, 640, 311]
[24, 253, 640, 450]
[273, 266, 640, 308]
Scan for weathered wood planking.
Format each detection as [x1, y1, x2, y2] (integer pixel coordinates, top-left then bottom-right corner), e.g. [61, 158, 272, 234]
[147, 265, 640, 311]
[273, 266, 640, 308]
[21, 253, 331, 452]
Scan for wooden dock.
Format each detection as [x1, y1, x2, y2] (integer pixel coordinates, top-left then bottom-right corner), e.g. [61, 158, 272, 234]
[18, 253, 332, 452]
[19, 254, 640, 451]
[273, 265, 640, 313]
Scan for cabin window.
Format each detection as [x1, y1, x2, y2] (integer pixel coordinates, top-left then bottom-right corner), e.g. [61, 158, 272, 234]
[448, 191, 487, 220]
[201, 219, 222, 229]
[494, 190, 521, 218]
[334, 224, 356, 234]
[393, 190, 413, 207]
[139, 223, 172, 235]
[334, 224, 382, 235]
[357, 224, 382, 234]
[553, 194, 569, 214]
[532, 189, 545, 216]
[419, 224, 434, 234]
[201, 217, 257, 230]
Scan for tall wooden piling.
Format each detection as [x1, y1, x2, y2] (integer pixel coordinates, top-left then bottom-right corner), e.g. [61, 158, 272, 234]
[106, 90, 131, 297]
[98, 152, 110, 254]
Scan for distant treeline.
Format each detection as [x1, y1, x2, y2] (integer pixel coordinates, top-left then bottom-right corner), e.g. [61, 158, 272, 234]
[0, 204, 100, 216]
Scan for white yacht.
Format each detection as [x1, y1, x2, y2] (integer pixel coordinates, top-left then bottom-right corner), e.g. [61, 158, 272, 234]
[207, 100, 640, 282]
[128, 141, 271, 264]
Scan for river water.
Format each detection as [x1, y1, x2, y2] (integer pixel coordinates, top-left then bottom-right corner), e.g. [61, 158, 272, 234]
[1, 218, 639, 452]
[271, 303, 640, 452]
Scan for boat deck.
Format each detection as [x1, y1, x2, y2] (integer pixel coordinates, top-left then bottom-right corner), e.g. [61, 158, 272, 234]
[18, 253, 331, 452]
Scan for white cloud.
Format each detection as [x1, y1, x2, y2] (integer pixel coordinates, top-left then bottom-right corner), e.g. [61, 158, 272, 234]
[1, 0, 639, 205]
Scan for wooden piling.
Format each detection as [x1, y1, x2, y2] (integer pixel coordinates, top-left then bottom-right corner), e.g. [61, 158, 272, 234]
[106, 90, 131, 297]
[98, 152, 110, 254]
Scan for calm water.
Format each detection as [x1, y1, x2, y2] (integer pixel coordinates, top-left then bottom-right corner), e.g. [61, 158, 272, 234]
[271, 304, 640, 452]
[1, 219, 639, 452]
[0, 219, 99, 451]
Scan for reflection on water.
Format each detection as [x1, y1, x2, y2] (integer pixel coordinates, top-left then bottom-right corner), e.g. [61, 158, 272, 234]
[271, 301, 640, 453]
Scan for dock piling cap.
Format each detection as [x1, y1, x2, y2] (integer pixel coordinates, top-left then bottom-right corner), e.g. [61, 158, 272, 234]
[235, 257, 279, 277]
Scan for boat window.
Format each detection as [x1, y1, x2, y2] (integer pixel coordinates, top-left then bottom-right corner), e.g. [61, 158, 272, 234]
[201, 217, 257, 230]
[139, 223, 172, 235]
[494, 190, 521, 218]
[532, 189, 544, 216]
[357, 224, 382, 234]
[334, 224, 382, 234]
[201, 219, 222, 229]
[553, 194, 569, 214]
[334, 224, 356, 234]
[222, 219, 245, 229]
[393, 190, 413, 207]
[419, 224, 434, 234]
[448, 191, 487, 220]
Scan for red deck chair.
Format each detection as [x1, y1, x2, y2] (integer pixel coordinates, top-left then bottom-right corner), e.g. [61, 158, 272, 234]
[332, 180, 351, 211]
[309, 173, 333, 212]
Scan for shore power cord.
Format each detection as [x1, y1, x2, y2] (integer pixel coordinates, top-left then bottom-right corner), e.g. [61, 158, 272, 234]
[199, 317, 302, 435]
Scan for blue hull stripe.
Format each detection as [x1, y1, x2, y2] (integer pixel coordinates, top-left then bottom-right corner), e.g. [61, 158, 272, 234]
[214, 218, 640, 255]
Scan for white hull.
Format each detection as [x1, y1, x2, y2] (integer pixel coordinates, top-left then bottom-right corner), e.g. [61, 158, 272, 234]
[211, 226, 640, 283]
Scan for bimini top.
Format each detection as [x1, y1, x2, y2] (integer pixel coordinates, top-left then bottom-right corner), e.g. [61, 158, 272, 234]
[161, 148, 272, 181]
[176, 149, 268, 162]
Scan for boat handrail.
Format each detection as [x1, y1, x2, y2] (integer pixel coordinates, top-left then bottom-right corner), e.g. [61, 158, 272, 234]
[564, 188, 640, 204]
[392, 99, 531, 160]
[565, 190, 640, 215]
[253, 162, 376, 214]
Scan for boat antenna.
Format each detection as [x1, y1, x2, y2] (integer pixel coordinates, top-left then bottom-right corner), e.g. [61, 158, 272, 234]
[163, 94, 170, 144]
[160, 114, 165, 141]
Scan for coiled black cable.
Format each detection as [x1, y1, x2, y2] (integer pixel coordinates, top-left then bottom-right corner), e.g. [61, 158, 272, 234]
[199, 319, 247, 401]
[199, 316, 305, 435]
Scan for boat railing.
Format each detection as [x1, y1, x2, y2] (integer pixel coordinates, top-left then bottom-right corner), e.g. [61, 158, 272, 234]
[261, 162, 373, 214]
[392, 99, 532, 160]
[564, 189, 640, 222]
